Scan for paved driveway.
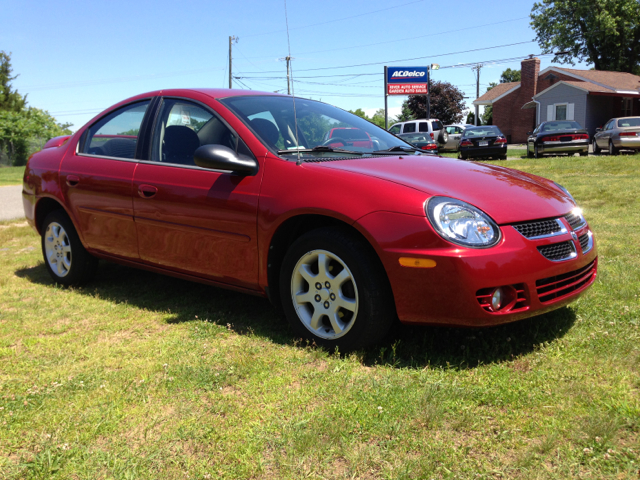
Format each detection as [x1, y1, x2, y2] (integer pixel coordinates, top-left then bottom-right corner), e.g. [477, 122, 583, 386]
[0, 185, 24, 221]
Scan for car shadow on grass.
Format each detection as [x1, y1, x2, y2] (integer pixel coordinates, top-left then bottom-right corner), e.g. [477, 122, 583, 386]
[16, 260, 576, 370]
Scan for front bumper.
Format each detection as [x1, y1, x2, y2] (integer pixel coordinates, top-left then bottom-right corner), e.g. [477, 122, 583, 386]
[357, 211, 597, 327]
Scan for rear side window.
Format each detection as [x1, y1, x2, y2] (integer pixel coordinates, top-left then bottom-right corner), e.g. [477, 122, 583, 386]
[431, 120, 444, 131]
[418, 122, 429, 132]
[403, 123, 416, 133]
[81, 101, 150, 159]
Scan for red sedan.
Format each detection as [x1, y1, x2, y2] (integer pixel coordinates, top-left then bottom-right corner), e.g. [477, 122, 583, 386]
[23, 89, 597, 350]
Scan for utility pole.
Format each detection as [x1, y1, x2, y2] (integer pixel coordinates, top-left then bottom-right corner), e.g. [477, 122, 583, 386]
[280, 56, 293, 95]
[229, 36, 238, 89]
[472, 64, 482, 125]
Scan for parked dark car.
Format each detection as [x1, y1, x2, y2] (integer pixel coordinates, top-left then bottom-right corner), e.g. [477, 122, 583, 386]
[457, 126, 508, 160]
[526, 121, 589, 158]
[397, 132, 438, 153]
[592, 117, 640, 155]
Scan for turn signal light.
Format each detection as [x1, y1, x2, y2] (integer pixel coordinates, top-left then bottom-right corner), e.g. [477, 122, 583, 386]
[421, 144, 437, 150]
[495, 137, 507, 144]
[398, 257, 437, 268]
[460, 140, 473, 147]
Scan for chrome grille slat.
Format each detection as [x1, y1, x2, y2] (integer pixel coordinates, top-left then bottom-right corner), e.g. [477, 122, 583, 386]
[512, 218, 563, 239]
[564, 211, 587, 230]
[537, 241, 577, 261]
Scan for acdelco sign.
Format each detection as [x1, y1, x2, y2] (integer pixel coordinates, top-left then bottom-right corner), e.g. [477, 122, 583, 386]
[386, 66, 429, 95]
[387, 67, 429, 84]
[391, 70, 426, 79]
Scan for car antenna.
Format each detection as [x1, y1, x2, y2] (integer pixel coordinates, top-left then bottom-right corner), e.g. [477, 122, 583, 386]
[284, 0, 302, 166]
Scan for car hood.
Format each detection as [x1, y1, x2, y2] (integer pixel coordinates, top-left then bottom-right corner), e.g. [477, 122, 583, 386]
[315, 155, 574, 224]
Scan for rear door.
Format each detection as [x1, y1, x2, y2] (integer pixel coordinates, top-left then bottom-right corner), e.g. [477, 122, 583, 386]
[132, 97, 263, 289]
[60, 100, 153, 259]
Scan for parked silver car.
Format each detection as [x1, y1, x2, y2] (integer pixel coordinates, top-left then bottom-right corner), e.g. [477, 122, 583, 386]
[388, 119, 448, 148]
[592, 117, 640, 155]
[443, 124, 474, 151]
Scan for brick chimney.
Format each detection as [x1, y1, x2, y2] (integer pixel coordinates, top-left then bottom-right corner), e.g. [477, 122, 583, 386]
[521, 56, 541, 100]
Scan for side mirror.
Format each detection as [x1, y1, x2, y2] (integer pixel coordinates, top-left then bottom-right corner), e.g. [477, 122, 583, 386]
[526, 131, 533, 135]
[194, 144, 258, 176]
[595, 127, 602, 132]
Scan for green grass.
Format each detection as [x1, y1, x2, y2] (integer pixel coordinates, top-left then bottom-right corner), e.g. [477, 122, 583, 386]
[0, 166, 25, 187]
[1, 155, 639, 478]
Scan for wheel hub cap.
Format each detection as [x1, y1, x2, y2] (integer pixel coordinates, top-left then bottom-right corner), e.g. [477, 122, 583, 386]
[44, 222, 72, 278]
[291, 249, 359, 340]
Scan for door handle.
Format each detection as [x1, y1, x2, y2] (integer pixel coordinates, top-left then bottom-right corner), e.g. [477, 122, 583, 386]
[138, 184, 158, 198]
[66, 175, 80, 187]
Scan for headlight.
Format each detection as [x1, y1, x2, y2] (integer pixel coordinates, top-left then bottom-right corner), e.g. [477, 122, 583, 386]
[426, 196, 501, 248]
[553, 181, 576, 205]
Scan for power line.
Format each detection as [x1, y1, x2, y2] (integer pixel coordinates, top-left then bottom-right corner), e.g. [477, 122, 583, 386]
[237, 40, 536, 74]
[241, 0, 425, 38]
[242, 16, 530, 59]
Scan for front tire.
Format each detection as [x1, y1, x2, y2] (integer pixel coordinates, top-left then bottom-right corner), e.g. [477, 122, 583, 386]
[41, 210, 98, 285]
[280, 227, 395, 351]
[592, 138, 600, 154]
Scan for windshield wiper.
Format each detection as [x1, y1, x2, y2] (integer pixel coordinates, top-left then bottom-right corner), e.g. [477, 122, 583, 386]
[371, 145, 422, 154]
[277, 146, 365, 155]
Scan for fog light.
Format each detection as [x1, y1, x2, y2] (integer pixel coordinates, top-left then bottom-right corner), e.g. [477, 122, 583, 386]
[491, 288, 503, 310]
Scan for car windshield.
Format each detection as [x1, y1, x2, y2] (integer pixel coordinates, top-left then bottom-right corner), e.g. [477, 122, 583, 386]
[618, 117, 640, 127]
[219, 95, 412, 158]
[541, 121, 582, 131]
[463, 126, 502, 137]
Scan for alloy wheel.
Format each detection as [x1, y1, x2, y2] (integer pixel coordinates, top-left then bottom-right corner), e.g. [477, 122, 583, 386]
[44, 222, 72, 277]
[290, 249, 359, 340]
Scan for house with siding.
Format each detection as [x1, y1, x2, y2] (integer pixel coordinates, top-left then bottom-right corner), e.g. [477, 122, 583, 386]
[473, 57, 640, 143]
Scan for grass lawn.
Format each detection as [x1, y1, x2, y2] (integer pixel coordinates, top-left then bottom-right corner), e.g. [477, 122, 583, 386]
[0, 155, 639, 478]
[0, 167, 25, 187]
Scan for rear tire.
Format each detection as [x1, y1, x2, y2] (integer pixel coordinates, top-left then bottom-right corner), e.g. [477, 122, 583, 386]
[534, 144, 541, 159]
[279, 227, 395, 351]
[609, 141, 618, 155]
[41, 210, 98, 286]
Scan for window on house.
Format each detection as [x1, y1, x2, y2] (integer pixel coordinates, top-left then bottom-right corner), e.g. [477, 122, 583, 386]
[555, 104, 567, 121]
[622, 97, 632, 117]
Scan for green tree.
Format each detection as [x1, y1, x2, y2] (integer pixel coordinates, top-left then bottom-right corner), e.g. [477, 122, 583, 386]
[531, 0, 640, 74]
[481, 82, 499, 125]
[0, 108, 72, 166]
[0, 51, 26, 113]
[406, 81, 465, 125]
[395, 101, 414, 122]
[500, 68, 521, 83]
[370, 109, 387, 129]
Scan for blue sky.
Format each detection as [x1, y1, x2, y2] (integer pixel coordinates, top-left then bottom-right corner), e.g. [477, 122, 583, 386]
[3, 0, 589, 131]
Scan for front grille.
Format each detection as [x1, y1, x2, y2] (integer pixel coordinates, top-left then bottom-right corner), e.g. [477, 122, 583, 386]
[537, 241, 576, 261]
[564, 212, 586, 230]
[536, 260, 597, 303]
[512, 219, 562, 238]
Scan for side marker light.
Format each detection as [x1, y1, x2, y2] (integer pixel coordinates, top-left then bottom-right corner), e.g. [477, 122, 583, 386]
[399, 258, 437, 268]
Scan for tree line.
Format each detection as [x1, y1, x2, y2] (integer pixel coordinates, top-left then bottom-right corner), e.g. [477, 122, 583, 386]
[0, 51, 72, 166]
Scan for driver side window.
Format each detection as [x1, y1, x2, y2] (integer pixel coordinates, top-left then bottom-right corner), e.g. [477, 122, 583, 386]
[151, 99, 250, 166]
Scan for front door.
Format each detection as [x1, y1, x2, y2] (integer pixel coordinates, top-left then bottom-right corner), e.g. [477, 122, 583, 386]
[132, 98, 263, 289]
[60, 100, 151, 259]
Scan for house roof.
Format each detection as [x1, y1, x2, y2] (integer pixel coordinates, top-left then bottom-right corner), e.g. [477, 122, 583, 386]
[534, 80, 618, 98]
[473, 82, 520, 105]
[538, 67, 640, 94]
